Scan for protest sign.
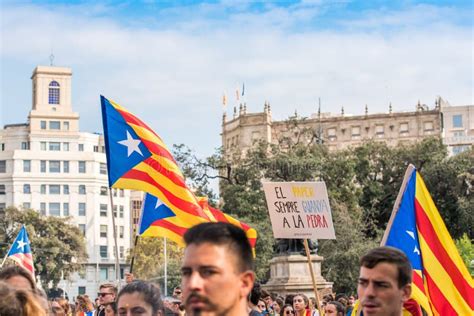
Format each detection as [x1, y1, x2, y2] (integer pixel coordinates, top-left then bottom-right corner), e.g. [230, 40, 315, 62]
[262, 181, 336, 239]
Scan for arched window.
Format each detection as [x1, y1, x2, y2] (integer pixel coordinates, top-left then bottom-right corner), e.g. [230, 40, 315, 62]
[49, 81, 60, 104]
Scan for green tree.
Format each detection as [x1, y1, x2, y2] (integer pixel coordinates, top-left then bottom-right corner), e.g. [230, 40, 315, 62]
[455, 233, 474, 276]
[0, 207, 87, 290]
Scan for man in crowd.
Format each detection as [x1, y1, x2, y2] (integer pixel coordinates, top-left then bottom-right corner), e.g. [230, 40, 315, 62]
[181, 222, 255, 316]
[357, 246, 412, 316]
[96, 283, 117, 316]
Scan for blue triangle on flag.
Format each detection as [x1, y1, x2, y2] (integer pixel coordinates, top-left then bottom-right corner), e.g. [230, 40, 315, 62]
[139, 194, 175, 234]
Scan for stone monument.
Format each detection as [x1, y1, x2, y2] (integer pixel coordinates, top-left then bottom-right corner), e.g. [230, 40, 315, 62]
[262, 239, 333, 298]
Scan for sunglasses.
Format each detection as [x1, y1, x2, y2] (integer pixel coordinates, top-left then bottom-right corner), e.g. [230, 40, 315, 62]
[98, 292, 113, 297]
[285, 310, 295, 315]
[174, 291, 182, 294]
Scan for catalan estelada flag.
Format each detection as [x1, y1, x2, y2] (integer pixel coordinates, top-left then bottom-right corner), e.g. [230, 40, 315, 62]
[100, 96, 211, 226]
[382, 165, 473, 315]
[5, 226, 35, 278]
[139, 194, 257, 253]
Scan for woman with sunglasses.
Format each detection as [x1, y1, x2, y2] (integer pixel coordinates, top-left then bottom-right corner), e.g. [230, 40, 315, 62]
[282, 304, 295, 316]
[293, 294, 310, 316]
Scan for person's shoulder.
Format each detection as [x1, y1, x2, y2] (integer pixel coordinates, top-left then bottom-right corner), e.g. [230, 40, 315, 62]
[249, 310, 261, 316]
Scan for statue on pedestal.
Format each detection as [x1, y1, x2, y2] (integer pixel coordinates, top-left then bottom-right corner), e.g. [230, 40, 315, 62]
[276, 239, 318, 256]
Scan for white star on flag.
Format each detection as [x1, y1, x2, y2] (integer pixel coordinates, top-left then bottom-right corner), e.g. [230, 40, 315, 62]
[16, 239, 27, 251]
[406, 230, 420, 256]
[155, 198, 163, 210]
[118, 131, 143, 157]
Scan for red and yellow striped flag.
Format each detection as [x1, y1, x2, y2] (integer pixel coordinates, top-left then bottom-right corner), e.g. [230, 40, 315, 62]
[382, 165, 473, 315]
[100, 96, 211, 226]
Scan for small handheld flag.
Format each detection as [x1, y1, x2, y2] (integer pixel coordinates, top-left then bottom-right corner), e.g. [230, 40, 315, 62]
[5, 226, 35, 277]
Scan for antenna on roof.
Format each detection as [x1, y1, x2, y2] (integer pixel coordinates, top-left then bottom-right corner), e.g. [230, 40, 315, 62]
[49, 53, 55, 66]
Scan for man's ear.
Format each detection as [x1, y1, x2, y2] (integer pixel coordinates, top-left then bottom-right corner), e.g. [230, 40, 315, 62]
[240, 270, 256, 297]
[401, 283, 412, 302]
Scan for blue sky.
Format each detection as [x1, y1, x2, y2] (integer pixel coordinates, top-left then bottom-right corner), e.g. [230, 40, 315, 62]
[1, 0, 473, 158]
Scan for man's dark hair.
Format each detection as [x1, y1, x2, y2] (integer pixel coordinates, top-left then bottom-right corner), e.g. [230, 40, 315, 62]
[249, 282, 261, 305]
[184, 222, 254, 272]
[360, 246, 412, 288]
[117, 280, 163, 314]
[0, 266, 36, 291]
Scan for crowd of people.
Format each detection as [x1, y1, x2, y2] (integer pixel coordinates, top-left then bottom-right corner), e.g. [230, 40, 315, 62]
[0, 222, 417, 316]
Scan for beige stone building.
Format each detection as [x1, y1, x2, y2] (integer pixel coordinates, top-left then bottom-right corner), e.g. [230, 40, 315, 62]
[439, 99, 474, 155]
[222, 101, 445, 155]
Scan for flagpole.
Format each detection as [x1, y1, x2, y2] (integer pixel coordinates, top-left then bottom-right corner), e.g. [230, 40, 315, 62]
[108, 189, 121, 287]
[0, 225, 22, 268]
[380, 164, 416, 245]
[303, 239, 323, 316]
[164, 237, 168, 296]
[129, 235, 140, 274]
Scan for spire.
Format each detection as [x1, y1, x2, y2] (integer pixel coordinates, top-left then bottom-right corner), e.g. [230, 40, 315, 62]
[389, 102, 392, 114]
[233, 106, 237, 118]
[365, 104, 368, 116]
[341, 106, 344, 116]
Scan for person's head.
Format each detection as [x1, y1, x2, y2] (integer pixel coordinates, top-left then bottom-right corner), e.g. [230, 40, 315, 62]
[98, 283, 117, 305]
[249, 282, 262, 306]
[181, 222, 255, 316]
[282, 304, 295, 316]
[51, 300, 65, 316]
[103, 301, 117, 316]
[284, 294, 294, 306]
[117, 280, 163, 316]
[324, 301, 345, 316]
[0, 265, 36, 292]
[358, 246, 412, 316]
[274, 297, 284, 314]
[54, 298, 70, 314]
[293, 293, 309, 314]
[172, 286, 182, 300]
[257, 299, 267, 312]
[0, 281, 47, 316]
[261, 289, 273, 307]
[76, 295, 94, 312]
[348, 295, 356, 306]
[308, 297, 317, 310]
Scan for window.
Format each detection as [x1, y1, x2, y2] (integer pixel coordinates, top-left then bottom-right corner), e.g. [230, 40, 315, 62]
[49, 121, 60, 130]
[400, 122, 409, 134]
[23, 202, 31, 209]
[49, 185, 60, 194]
[0, 185, 5, 195]
[120, 189, 124, 197]
[63, 142, 69, 151]
[40, 203, 46, 215]
[94, 146, 99, 152]
[23, 160, 31, 172]
[40, 121, 46, 130]
[41, 184, 46, 194]
[63, 185, 69, 194]
[452, 114, 463, 128]
[78, 286, 86, 295]
[78, 203, 86, 216]
[100, 186, 108, 196]
[78, 144, 84, 151]
[100, 204, 108, 217]
[119, 205, 124, 218]
[63, 203, 69, 216]
[113, 205, 117, 217]
[375, 125, 384, 135]
[100, 163, 107, 175]
[100, 267, 108, 281]
[78, 161, 86, 173]
[23, 184, 31, 194]
[0, 143, 4, 151]
[119, 226, 124, 238]
[63, 161, 69, 173]
[48, 81, 60, 105]
[452, 145, 470, 155]
[78, 224, 86, 236]
[351, 126, 360, 137]
[49, 142, 60, 151]
[63, 121, 70, 130]
[21, 142, 30, 150]
[100, 225, 108, 238]
[40, 142, 47, 151]
[120, 246, 124, 259]
[78, 185, 86, 195]
[100, 246, 108, 258]
[424, 121, 434, 132]
[49, 203, 60, 216]
[0, 160, 5, 173]
[49, 161, 60, 173]
[40, 160, 46, 172]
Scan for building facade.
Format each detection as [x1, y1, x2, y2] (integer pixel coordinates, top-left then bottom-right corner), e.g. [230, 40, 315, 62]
[222, 98, 473, 156]
[0, 66, 131, 299]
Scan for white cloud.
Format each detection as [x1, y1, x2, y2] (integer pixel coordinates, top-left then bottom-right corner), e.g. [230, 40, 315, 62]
[1, 2, 472, 158]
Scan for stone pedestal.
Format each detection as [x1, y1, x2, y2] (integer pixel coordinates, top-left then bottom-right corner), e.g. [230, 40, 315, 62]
[262, 254, 332, 298]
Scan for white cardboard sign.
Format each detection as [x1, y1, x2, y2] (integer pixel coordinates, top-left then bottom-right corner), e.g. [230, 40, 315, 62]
[262, 181, 336, 239]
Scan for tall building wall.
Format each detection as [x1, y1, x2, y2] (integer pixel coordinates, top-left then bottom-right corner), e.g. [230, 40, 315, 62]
[0, 65, 131, 299]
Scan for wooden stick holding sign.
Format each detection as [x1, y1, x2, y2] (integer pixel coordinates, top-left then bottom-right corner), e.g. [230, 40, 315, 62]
[303, 239, 323, 316]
